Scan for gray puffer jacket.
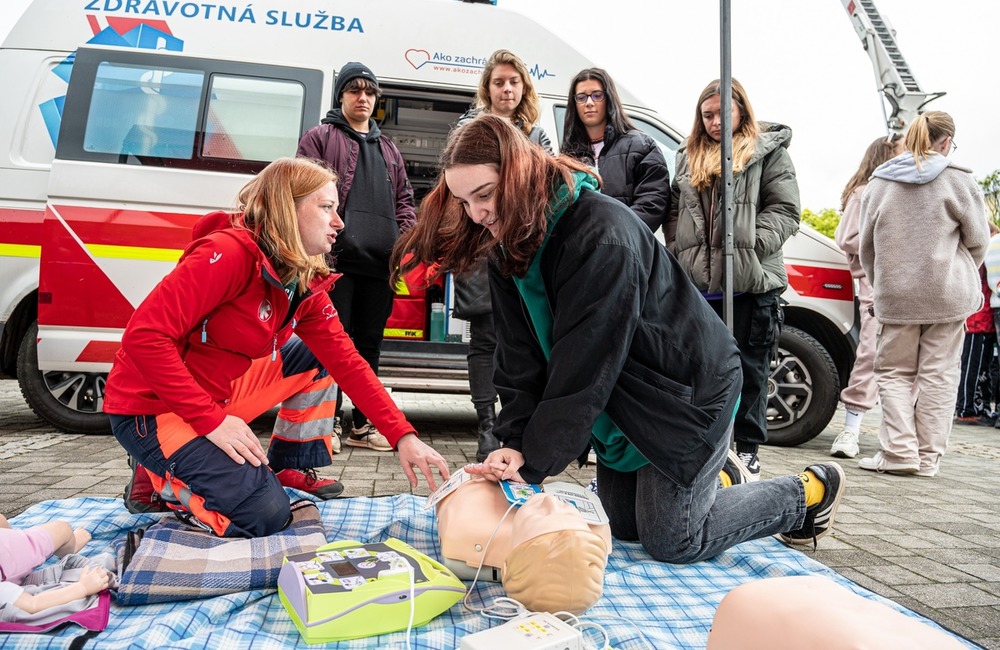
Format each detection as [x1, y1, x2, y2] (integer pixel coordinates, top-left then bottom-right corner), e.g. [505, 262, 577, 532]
[666, 122, 800, 295]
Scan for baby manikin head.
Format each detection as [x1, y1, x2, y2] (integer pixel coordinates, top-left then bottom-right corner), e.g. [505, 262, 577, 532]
[501, 493, 608, 615]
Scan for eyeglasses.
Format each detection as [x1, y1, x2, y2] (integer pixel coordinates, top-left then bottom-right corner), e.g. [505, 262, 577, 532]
[951, 139, 958, 153]
[573, 91, 606, 104]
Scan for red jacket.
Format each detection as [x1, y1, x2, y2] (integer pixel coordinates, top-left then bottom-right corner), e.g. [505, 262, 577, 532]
[103, 212, 414, 446]
[966, 265, 996, 334]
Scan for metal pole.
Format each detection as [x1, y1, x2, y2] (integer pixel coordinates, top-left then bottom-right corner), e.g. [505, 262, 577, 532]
[720, 0, 734, 333]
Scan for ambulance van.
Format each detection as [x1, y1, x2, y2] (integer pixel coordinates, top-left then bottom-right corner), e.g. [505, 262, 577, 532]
[0, 0, 855, 446]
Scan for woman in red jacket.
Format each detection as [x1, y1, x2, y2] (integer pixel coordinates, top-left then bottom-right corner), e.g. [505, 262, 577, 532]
[104, 157, 448, 538]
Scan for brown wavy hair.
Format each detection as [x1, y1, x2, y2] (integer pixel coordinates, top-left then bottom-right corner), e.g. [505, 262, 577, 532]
[235, 157, 335, 291]
[391, 115, 595, 281]
[685, 78, 760, 191]
[840, 134, 903, 210]
[475, 49, 541, 137]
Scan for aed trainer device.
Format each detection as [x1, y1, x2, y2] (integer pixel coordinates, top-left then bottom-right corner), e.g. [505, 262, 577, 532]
[460, 612, 584, 650]
[277, 538, 465, 644]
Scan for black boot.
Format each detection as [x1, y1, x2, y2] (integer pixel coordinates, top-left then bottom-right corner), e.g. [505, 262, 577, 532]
[475, 403, 499, 462]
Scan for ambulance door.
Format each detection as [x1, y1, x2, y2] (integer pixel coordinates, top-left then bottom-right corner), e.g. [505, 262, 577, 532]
[25, 46, 322, 433]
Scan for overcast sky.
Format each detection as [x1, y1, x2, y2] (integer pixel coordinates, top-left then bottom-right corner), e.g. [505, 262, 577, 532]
[2, 0, 997, 210]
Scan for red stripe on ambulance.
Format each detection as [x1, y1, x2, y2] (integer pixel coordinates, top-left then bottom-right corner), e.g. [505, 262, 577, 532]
[786, 264, 854, 302]
[0, 207, 45, 245]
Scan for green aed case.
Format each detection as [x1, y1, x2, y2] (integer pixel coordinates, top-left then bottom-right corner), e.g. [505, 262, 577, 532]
[277, 538, 465, 644]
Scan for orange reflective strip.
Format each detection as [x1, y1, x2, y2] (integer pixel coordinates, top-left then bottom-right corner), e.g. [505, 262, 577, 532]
[147, 466, 232, 536]
[183, 492, 233, 537]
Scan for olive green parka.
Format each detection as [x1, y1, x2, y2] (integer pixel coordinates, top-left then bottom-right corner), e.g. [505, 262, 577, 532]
[665, 122, 800, 295]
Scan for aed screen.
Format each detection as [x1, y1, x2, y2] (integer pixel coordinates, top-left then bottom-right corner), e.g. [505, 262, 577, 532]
[329, 561, 360, 577]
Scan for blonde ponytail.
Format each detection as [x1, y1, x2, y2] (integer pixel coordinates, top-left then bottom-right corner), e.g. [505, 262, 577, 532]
[905, 111, 954, 169]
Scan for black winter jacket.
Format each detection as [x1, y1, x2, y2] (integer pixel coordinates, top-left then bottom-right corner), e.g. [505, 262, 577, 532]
[564, 126, 670, 233]
[489, 189, 742, 487]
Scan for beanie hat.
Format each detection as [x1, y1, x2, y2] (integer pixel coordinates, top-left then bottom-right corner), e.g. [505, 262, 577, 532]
[333, 62, 378, 107]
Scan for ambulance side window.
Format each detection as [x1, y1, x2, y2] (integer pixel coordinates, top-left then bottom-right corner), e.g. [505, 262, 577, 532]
[203, 76, 305, 162]
[58, 49, 322, 174]
[85, 63, 203, 160]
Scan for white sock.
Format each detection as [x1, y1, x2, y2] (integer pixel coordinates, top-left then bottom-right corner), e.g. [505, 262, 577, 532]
[843, 408, 864, 433]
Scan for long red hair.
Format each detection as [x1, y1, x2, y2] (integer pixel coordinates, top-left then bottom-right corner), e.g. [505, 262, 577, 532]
[391, 114, 595, 280]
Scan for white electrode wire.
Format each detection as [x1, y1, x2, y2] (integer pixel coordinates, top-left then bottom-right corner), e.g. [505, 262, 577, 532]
[573, 621, 611, 650]
[461, 501, 519, 615]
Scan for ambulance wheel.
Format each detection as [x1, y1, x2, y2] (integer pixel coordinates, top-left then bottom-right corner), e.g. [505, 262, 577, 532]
[764, 326, 839, 447]
[16, 322, 111, 434]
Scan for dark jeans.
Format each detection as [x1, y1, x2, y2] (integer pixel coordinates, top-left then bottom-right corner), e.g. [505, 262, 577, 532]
[330, 273, 395, 428]
[709, 289, 783, 446]
[595, 423, 805, 563]
[467, 313, 498, 408]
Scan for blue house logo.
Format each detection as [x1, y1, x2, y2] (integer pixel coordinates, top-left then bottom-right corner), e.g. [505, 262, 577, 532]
[40, 17, 184, 147]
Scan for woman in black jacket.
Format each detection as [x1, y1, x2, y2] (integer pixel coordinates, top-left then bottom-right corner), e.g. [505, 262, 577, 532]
[391, 115, 846, 563]
[560, 68, 669, 233]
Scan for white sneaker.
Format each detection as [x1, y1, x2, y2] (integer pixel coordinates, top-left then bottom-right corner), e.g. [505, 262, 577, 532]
[331, 417, 342, 455]
[345, 423, 393, 452]
[829, 429, 859, 459]
[858, 451, 918, 475]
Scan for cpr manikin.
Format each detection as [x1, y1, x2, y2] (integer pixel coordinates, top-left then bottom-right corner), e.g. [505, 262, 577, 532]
[707, 576, 967, 650]
[436, 480, 610, 615]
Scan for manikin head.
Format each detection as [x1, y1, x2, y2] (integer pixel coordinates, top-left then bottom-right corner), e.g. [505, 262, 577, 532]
[437, 478, 611, 588]
[502, 494, 609, 615]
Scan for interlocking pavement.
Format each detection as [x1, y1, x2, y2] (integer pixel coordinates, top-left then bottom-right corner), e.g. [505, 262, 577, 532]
[1, 379, 998, 648]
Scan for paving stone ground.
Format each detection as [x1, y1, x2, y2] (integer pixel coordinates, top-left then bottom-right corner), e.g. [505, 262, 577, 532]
[1, 379, 998, 648]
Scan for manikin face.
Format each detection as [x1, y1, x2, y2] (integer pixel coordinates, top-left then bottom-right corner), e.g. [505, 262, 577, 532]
[511, 493, 590, 548]
[574, 79, 608, 132]
[296, 181, 342, 256]
[341, 83, 376, 131]
[701, 94, 743, 142]
[444, 163, 501, 238]
[488, 63, 524, 119]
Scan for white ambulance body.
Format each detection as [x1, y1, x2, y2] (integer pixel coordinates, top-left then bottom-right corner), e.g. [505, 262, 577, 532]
[0, 0, 855, 445]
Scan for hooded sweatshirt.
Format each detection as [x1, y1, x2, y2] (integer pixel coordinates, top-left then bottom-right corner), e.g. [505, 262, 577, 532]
[296, 110, 415, 279]
[859, 151, 989, 325]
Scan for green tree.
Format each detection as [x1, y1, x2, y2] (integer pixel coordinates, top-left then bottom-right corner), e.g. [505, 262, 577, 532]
[979, 169, 1000, 225]
[800, 208, 840, 239]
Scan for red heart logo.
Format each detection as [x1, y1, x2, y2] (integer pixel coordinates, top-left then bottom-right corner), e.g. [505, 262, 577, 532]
[405, 49, 432, 69]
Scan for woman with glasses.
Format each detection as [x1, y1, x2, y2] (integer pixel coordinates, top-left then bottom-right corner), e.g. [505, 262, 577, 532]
[392, 115, 847, 563]
[665, 78, 801, 481]
[451, 49, 553, 462]
[858, 111, 989, 478]
[561, 68, 669, 232]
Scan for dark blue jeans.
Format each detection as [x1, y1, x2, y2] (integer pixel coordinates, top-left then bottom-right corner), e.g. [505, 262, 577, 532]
[596, 424, 805, 563]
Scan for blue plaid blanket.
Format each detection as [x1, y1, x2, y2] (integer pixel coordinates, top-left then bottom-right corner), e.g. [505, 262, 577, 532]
[1, 493, 978, 649]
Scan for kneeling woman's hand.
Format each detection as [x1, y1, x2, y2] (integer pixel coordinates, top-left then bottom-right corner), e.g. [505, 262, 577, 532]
[466, 448, 525, 483]
[396, 433, 450, 491]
